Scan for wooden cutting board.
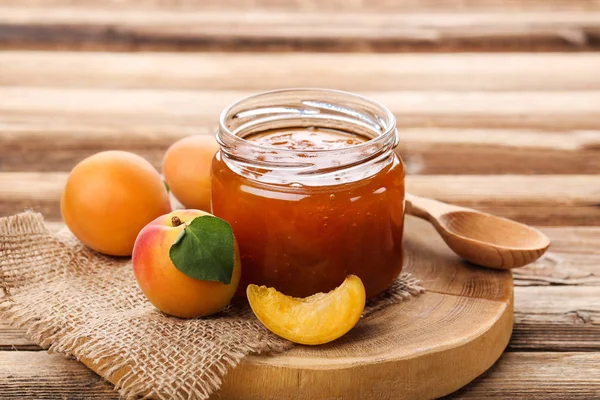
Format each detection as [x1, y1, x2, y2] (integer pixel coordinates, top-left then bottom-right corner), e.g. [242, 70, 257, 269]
[216, 215, 514, 399]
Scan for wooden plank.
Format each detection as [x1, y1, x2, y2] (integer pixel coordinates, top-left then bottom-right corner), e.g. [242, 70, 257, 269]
[400, 129, 600, 175]
[407, 175, 600, 226]
[2, 124, 599, 174]
[0, 322, 40, 351]
[515, 227, 600, 286]
[446, 352, 600, 399]
[1, 173, 598, 225]
[0, 351, 118, 399]
[0, 351, 597, 399]
[4, 0, 600, 12]
[1, 54, 599, 174]
[4, 52, 600, 92]
[2, 85, 600, 174]
[2, 88, 600, 130]
[511, 286, 600, 351]
[1, 8, 600, 51]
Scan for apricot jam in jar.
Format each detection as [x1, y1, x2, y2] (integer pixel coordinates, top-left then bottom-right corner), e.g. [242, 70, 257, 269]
[212, 89, 405, 298]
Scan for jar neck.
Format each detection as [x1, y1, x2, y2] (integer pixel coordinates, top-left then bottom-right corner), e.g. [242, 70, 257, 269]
[217, 89, 398, 186]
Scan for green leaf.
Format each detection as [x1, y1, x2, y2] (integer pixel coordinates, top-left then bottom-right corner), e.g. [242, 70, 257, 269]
[169, 215, 235, 284]
[163, 180, 170, 193]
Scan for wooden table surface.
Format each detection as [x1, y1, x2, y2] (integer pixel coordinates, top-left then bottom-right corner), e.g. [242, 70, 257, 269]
[1, 1, 599, 399]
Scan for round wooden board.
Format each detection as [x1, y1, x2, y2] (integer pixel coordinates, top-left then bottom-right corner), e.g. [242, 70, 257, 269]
[217, 216, 514, 400]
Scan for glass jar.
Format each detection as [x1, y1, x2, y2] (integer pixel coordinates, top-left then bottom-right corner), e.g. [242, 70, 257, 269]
[212, 89, 405, 299]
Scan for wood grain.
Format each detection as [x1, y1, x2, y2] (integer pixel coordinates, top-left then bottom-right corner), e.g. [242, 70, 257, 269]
[1, 52, 599, 175]
[176, 290, 511, 399]
[446, 352, 600, 399]
[400, 129, 600, 175]
[515, 227, 600, 286]
[0, 351, 598, 399]
[3, 124, 598, 174]
[1, 173, 598, 225]
[4, 52, 600, 91]
[0, 321, 42, 351]
[512, 286, 600, 351]
[4, 0, 600, 12]
[407, 175, 600, 226]
[0, 351, 119, 399]
[3, 88, 600, 130]
[1, 7, 600, 51]
[217, 295, 511, 399]
[1, 86, 599, 174]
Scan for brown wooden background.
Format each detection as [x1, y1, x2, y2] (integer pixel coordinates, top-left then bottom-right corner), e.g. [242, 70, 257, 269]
[0, 0, 599, 398]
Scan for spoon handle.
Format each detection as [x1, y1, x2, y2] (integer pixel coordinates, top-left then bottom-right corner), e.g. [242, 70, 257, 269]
[405, 193, 465, 220]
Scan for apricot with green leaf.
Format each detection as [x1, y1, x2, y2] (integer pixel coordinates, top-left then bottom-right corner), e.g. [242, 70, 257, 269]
[132, 209, 241, 318]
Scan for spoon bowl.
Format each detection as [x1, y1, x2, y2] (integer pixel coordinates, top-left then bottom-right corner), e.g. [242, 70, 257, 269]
[405, 193, 550, 269]
[436, 210, 550, 269]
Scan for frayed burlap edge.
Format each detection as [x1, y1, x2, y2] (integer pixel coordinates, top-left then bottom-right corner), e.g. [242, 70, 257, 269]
[0, 212, 423, 400]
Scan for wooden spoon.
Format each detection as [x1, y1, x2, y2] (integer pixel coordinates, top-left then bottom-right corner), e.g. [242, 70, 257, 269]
[405, 193, 550, 269]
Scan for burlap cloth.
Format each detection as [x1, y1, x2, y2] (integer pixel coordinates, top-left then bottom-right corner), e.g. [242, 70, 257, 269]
[0, 212, 424, 400]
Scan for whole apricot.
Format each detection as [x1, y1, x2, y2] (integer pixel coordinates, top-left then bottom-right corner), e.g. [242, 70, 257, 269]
[132, 209, 241, 318]
[162, 135, 219, 212]
[61, 151, 171, 256]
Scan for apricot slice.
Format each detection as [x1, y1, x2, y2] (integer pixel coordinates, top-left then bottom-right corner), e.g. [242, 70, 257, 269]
[247, 275, 366, 345]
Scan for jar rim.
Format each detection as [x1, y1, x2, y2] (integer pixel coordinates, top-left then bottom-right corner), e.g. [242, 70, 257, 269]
[216, 88, 399, 186]
[218, 88, 398, 154]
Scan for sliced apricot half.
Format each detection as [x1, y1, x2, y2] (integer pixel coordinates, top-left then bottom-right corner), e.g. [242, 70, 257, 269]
[247, 275, 366, 345]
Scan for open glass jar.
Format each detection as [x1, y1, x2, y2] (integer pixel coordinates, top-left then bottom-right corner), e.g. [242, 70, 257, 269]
[212, 89, 405, 298]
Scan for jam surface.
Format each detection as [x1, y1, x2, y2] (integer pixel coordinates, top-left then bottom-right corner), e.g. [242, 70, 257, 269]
[211, 128, 405, 298]
[247, 128, 366, 150]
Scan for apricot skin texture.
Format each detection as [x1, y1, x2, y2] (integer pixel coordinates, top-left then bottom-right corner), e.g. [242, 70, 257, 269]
[61, 151, 172, 256]
[132, 209, 242, 319]
[162, 135, 220, 212]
